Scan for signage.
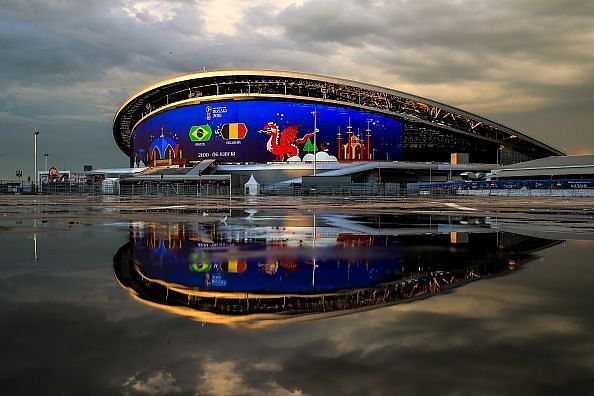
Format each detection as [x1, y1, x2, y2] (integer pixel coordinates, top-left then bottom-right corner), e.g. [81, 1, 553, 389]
[131, 100, 403, 165]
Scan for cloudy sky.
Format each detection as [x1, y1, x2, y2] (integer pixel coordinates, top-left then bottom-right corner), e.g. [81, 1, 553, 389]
[1, 0, 593, 178]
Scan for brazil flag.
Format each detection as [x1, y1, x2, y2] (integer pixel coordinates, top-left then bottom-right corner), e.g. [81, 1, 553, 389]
[189, 125, 213, 142]
[189, 262, 211, 272]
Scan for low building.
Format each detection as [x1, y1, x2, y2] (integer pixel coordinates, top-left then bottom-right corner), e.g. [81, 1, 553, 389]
[493, 155, 594, 182]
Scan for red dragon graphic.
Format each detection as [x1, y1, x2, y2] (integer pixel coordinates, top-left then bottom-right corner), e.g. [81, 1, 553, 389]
[259, 122, 316, 161]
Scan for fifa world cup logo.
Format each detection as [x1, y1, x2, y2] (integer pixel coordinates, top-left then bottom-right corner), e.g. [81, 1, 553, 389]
[206, 106, 212, 121]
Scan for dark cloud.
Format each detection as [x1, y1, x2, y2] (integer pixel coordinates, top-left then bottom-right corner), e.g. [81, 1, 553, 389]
[281, 0, 594, 90]
[1, 0, 131, 86]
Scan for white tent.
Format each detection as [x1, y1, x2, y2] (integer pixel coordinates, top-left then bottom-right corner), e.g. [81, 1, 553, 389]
[244, 173, 260, 196]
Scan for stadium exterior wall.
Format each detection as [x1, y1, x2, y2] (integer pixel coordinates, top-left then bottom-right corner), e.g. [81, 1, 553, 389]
[114, 70, 563, 168]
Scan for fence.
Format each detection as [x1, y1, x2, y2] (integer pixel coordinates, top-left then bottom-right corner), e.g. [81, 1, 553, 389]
[0, 180, 30, 194]
[457, 189, 594, 197]
[0, 180, 231, 196]
[40, 182, 107, 195]
[119, 183, 230, 196]
[2, 179, 594, 197]
[261, 183, 404, 196]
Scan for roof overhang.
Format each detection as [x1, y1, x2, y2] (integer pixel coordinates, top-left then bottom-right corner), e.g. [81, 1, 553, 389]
[113, 69, 563, 158]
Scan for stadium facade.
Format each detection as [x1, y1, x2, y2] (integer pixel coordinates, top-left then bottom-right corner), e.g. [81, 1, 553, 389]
[113, 70, 562, 186]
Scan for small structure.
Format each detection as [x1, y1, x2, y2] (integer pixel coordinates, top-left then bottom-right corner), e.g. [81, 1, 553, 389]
[451, 153, 469, 165]
[38, 168, 70, 185]
[492, 155, 594, 180]
[244, 174, 260, 196]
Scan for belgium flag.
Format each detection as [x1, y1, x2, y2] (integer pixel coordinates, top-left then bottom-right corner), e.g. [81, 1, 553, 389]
[222, 259, 247, 273]
[221, 123, 247, 140]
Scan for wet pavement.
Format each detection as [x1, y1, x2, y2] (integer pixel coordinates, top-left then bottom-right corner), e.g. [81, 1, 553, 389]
[0, 200, 593, 395]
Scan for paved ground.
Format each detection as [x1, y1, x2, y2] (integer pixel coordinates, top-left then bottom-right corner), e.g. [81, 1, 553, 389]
[1, 195, 594, 222]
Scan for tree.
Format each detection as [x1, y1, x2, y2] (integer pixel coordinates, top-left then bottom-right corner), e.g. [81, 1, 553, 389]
[303, 138, 317, 153]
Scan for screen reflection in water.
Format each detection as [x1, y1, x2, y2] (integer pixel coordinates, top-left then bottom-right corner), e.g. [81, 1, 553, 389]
[114, 212, 560, 327]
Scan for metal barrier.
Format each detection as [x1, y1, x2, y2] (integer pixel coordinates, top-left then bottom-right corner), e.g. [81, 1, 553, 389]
[260, 183, 405, 196]
[2, 179, 594, 197]
[458, 189, 594, 197]
[118, 183, 231, 196]
[40, 182, 106, 195]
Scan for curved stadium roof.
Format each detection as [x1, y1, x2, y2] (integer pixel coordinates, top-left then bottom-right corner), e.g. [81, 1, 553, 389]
[113, 69, 562, 159]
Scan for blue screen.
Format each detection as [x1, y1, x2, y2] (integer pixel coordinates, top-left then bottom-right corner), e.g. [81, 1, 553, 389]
[132, 237, 402, 294]
[131, 100, 402, 165]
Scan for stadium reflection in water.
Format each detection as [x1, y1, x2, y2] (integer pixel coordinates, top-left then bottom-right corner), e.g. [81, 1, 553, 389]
[113, 212, 560, 327]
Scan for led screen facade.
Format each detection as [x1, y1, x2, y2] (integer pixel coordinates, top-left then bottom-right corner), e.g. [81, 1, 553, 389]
[131, 99, 403, 166]
[132, 236, 402, 293]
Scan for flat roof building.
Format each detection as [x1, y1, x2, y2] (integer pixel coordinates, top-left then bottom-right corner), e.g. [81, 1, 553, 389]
[494, 155, 594, 179]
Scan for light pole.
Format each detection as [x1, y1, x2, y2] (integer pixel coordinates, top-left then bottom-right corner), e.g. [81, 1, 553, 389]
[496, 145, 503, 181]
[311, 108, 318, 176]
[44, 153, 48, 171]
[429, 161, 433, 196]
[33, 129, 39, 192]
[312, 211, 317, 287]
[378, 162, 381, 184]
[33, 230, 39, 262]
[496, 146, 499, 171]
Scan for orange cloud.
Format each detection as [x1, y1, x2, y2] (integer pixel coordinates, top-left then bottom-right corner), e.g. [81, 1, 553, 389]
[569, 146, 594, 155]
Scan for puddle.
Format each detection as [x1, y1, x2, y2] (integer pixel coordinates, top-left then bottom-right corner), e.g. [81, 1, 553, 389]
[114, 212, 560, 325]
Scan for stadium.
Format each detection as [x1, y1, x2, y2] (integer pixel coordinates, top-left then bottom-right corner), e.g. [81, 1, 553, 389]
[113, 69, 563, 189]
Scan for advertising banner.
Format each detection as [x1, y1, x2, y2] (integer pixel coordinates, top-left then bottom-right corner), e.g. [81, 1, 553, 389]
[133, 235, 402, 293]
[131, 100, 402, 166]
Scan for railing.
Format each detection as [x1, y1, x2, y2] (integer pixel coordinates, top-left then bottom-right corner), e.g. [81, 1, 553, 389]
[2, 180, 594, 197]
[261, 183, 418, 197]
[457, 189, 594, 197]
[119, 183, 230, 196]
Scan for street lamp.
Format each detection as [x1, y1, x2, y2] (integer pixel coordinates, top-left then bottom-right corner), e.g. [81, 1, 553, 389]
[44, 153, 48, 171]
[33, 129, 39, 192]
[429, 161, 433, 196]
[449, 153, 452, 181]
[311, 108, 318, 176]
[496, 145, 504, 181]
[372, 148, 380, 182]
[312, 211, 318, 287]
[496, 146, 499, 170]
